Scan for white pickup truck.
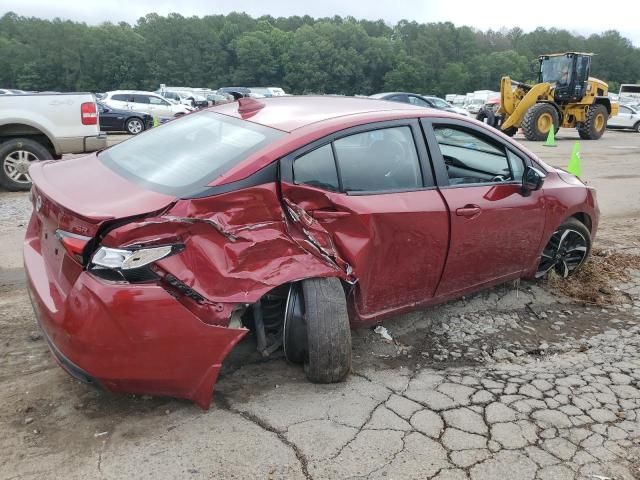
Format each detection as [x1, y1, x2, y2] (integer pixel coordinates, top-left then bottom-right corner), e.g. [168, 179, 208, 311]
[0, 92, 107, 191]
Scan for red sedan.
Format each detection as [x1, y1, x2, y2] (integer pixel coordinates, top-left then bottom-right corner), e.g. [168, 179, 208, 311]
[24, 96, 598, 408]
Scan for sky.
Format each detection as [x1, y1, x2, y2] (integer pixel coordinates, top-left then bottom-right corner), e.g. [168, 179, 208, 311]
[2, 0, 639, 46]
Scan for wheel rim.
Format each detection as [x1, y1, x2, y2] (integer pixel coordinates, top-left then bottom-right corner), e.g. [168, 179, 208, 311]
[536, 228, 588, 278]
[283, 283, 307, 363]
[3, 150, 38, 184]
[128, 119, 143, 134]
[594, 113, 605, 131]
[537, 112, 553, 133]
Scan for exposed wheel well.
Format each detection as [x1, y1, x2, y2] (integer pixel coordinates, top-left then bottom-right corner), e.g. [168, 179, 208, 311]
[0, 123, 57, 157]
[570, 212, 592, 232]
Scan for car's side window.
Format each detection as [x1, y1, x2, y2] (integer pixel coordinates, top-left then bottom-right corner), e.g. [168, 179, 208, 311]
[293, 144, 339, 192]
[112, 94, 128, 102]
[620, 106, 630, 114]
[334, 126, 422, 192]
[149, 96, 166, 105]
[507, 150, 526, 182]
[133, 95, 150, 104]
[408, 96, 430, 107]
[433, 126, 517, 186]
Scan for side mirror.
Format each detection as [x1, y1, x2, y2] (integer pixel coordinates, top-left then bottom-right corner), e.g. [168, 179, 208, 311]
[522, 166, 546, 196]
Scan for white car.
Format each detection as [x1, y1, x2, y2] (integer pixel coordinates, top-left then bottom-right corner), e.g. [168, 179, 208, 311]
[607, 104, 640, 132]
[423, 95, 470, 116]
[103, 90, 194, 118]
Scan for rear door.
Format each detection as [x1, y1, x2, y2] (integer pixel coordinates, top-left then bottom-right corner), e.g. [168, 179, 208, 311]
[132, 94, 151, 115]
[421, 118, 546, 297]
[280, 120, 450, 320]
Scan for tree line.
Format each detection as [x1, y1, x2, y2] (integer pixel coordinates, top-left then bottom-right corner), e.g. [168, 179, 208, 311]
[1, 11, 639, 97]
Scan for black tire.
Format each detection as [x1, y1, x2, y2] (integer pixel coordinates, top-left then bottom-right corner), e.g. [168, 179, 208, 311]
[125, 117, 145, 135]
[578, 104, 608, 140]
[522, 103, 559, 141]
[634, 121, 640, 133]
[301, 277, 351, 383]
[476, 108, 496, 127]
[502, 126, 518, 137]
[536, 218, 591, 279]
[0, 137, 52, 191]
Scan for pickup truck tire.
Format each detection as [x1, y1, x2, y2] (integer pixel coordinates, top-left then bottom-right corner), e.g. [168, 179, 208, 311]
[302, 277, 352, 384]
[0, 138, 52, 191]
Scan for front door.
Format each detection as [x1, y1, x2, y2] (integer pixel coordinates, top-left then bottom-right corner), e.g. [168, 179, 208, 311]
[280, 121, 450, 321]
[421, 119, 546, 297]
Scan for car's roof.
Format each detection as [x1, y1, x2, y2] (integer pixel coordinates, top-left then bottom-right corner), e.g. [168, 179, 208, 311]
[107, 90, 161, 95]
[370, 92, 423, 99]
[211, 95, 427, 132]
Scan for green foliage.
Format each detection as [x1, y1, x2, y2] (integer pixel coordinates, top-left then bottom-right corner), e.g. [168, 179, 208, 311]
[0, 11, 638, 96]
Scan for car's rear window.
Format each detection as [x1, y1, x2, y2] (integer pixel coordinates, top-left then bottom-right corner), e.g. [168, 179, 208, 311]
[99, 112, 285, 196]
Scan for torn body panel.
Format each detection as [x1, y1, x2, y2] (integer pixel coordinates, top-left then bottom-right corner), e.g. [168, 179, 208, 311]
[280, 181, 450, 327]
[101, 183, 348, 309]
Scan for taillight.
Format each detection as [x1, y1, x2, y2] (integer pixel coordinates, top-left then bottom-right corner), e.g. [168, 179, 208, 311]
[55, 230, 91, 263]
[81, 102, 98, 125]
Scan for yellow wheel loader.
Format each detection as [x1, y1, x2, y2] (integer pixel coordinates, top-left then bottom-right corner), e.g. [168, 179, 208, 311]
[481, 53, 618, 140]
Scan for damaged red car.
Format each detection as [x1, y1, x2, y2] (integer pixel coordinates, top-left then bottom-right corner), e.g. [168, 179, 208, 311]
[24, 96, 599, 408]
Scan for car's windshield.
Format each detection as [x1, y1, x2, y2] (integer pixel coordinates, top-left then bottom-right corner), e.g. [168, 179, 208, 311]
[540, 56, 573, 85]
[99, 112, 285, 196]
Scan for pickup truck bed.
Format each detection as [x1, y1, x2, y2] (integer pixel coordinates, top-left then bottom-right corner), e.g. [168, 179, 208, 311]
[0, 92, 107, 191]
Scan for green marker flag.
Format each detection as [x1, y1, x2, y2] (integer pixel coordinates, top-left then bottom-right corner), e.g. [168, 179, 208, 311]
[153, 116, 160, 128]
[543, 126, 556, 147]
[567, 141, 582, 177]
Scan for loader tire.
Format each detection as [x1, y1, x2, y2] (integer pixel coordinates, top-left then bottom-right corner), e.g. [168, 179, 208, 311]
[302, 277, 351, 383]
[578, 104, 608, 140]
[476, 108, 496, 127]
[522, 103, 559, 141]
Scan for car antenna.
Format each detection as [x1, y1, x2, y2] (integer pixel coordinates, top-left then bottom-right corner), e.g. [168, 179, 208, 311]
[237, 97, 265, 116]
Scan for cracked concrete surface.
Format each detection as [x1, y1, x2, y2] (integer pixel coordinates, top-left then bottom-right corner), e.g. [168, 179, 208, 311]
[2, 132, 640, 479]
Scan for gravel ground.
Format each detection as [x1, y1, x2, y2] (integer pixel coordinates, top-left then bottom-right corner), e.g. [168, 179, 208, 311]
[1, 130, 639, 479]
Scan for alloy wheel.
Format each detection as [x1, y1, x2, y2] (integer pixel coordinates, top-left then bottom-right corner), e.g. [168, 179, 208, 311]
[3, 150, 37, 184]
[536, 228, 588, 278]
[127, 119, 143, 134]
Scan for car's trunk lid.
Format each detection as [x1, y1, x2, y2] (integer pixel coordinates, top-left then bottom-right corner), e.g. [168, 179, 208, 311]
[29, 154, 176, 237]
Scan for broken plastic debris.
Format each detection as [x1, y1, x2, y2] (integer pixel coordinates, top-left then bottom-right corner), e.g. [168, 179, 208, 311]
[374, 326, 393, 342]
[94, 431, 108, 437]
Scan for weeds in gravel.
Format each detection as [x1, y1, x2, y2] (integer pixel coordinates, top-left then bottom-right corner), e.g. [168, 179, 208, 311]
[546, 248, 640, 305]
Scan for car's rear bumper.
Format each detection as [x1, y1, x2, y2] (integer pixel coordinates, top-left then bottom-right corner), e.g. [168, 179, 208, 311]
[24, 235, 247, 409]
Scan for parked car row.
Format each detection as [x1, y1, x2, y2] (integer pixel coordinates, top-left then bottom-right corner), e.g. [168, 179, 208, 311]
[370, 92, 470, 116]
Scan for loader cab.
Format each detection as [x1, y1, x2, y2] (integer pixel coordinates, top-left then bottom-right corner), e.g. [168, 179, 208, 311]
[539, 53, 592, 103]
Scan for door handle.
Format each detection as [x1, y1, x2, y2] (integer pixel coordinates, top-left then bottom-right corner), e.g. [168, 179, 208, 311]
[310, 209, 351, 220]
[456, 204, 481, 218]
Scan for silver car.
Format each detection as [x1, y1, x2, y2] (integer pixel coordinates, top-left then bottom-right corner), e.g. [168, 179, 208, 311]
[607, 104, 640, 132]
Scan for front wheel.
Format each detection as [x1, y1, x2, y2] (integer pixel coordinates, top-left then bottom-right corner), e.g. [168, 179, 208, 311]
[536, 218, 591, 278]
[0, 138, 52, 191]
[522, 103, 559, 141]
[284, 278, 351, 383]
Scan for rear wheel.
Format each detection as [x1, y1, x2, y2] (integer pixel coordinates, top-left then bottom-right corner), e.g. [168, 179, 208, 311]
[578, 104, 608, 140]
[284, 278, 351, 383]
[536, 218, 591, 278]
[125, 117, 145, 135]
[0, 137, 52, 191]
[522, 103, 559, 141]
[634, 121, 640, 133]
